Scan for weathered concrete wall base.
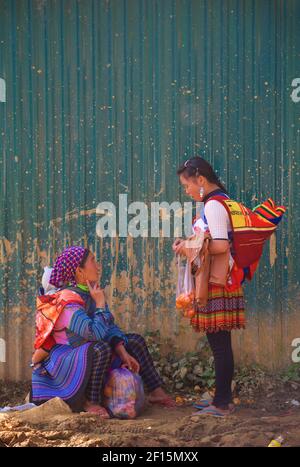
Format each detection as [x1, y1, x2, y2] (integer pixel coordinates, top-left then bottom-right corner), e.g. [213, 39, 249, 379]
[1, 309, 299, 382]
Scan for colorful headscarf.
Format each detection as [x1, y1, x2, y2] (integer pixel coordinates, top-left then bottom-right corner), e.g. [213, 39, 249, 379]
[49, 246, 88, 288]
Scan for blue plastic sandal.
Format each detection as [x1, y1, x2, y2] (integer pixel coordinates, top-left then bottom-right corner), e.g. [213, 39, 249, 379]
[192, 399, 212, 410]
[192, 406, 226, 417]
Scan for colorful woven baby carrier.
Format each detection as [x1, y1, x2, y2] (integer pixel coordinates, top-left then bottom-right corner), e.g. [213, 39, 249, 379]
[34, 289, 85, 350]
[206, 194, 286, 284]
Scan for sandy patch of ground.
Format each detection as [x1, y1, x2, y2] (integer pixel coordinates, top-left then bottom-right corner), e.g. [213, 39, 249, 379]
[0, 382, 299, 447]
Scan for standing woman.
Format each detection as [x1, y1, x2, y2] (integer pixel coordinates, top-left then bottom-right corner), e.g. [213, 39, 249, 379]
[173, 157, 245, 417]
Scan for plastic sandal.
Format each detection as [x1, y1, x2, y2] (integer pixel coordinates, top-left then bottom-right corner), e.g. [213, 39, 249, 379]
[192, 406, 226, 417]
[193, 399, 213, 410]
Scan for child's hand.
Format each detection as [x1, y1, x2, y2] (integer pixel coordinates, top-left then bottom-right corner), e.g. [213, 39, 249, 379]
[31, 348, 49, 365]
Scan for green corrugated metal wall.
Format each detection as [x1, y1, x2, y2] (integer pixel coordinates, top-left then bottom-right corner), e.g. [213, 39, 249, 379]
[0, 0, 299, 380]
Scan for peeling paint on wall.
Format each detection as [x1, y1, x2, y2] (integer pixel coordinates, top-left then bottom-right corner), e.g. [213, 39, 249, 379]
[269, 233, 277, 268]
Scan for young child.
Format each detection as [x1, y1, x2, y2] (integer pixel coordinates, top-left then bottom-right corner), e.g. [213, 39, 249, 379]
[31, 267, 58, 367]
[41, 266, 58, 295]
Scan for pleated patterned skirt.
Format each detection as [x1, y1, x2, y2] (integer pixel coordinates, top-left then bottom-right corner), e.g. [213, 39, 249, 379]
[190, 284, 246, 333]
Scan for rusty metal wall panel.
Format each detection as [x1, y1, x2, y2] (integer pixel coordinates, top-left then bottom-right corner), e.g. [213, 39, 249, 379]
[0, 0, 299, 380]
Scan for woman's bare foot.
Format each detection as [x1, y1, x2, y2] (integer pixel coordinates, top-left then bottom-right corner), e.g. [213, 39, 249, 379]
[148, 387, 176, 407]
[83, 400, 110, 419]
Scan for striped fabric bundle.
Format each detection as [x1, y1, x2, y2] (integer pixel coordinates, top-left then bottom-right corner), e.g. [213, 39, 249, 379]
[253, 198, 286, 225]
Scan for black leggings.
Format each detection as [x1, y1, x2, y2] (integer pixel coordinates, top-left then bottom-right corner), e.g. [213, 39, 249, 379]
[206, 330, 234, 409]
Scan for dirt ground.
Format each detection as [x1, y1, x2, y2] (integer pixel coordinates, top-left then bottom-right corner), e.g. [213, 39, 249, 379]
[0, 381, 300, 447]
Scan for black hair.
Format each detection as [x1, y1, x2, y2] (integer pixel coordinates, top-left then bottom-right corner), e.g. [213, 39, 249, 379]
[177, 157, 228, 195]
[78, 248, 90, 268]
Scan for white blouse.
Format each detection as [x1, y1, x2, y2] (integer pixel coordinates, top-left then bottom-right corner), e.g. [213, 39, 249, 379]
[192, 199, 234, 278]
[204, 200, 232, 239]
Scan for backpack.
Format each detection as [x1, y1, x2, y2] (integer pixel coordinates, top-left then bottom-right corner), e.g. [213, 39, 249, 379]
[206, 195, 286, 281]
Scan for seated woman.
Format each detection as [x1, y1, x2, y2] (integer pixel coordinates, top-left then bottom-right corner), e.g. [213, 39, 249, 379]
[30, 246, 175, 418]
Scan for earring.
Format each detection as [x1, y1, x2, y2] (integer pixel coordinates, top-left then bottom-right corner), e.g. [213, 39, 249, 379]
[199, 187, 205, 200]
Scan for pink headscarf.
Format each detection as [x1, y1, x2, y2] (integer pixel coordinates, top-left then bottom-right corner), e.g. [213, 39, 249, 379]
[49, 246, 88, 288]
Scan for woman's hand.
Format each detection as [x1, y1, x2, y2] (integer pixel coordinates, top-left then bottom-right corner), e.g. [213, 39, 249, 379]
[173, 239, 187, 256]
[86, 280, 106, 308]
[121, 354, 140, 373]
[172, 238, 182, 252]
[115, 344, 140, 373]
